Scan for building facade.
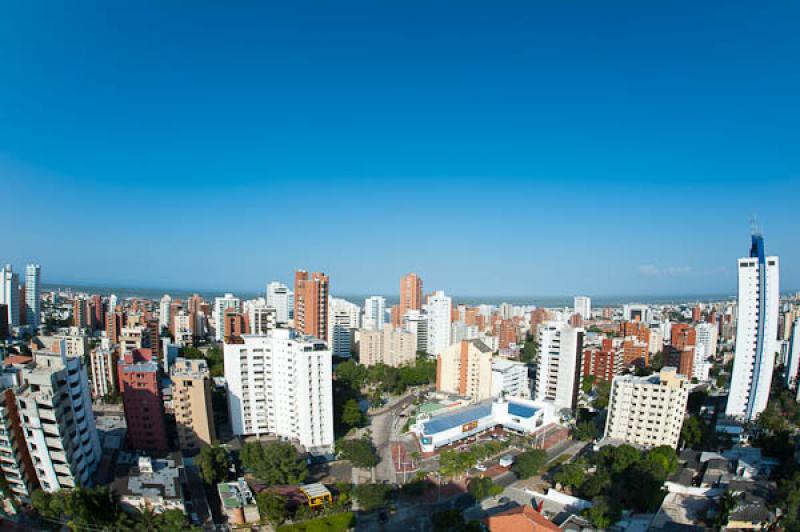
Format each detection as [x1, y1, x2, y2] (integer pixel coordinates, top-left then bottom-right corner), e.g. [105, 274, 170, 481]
[118, 348, 170, 451]
[294, 271, 329, 340]
[266, 282, 291, 324]
[363, 296, 386, 331]
[24, 264, 40, 329]
[327, 297, 360, 357]
[425, 290, 452, 356]
[171, 358, 216, 451]
[535, 322, 584, 413]
[436, 339, 493, 402]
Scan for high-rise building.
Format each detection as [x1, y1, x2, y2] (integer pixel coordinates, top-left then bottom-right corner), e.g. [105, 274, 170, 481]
[356, 325, 416, 367]
[171, 358, 216, 451]
[399, 273, 423, 320]
[363, 296, 386, 331]
[327, 297, 360, 357]
[17, 349, 102, 492]
[786, 319, 800, 391]
[214, 294, 241, 341]
[90, 343, 120, 399]
[266, 282, 291, 324]
[403, 310, 428, 354]
[294, 271, 329, 340]
[574, 296, 591, 320]
[535, 322, 584, 412]
[425, 290, 452, 356]
[0, 364, 39, 499]
[224, 330, 334, 454]
[436, 339, 493, 401]
[159, 294, 172, 330]
[24, 264, 40, 329]
[726, 233, 780, 420]
[249, 305, 277, 335]
[118, 348, 169, 451]
[583, 338, 624, 383]
[693, 322, 718, 382]
[604, 367, 689, 449]
[0, 265, 20, 328]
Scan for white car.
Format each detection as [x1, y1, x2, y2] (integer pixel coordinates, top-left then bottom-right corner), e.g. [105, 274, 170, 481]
[498, 455, 514, 468]
[475, 464, 487, 472]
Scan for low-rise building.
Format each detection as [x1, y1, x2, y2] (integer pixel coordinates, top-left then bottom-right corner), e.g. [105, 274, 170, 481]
[491, 359, 530, 399]
[218, 478, 260, 525]
[114, 454, 185, 514]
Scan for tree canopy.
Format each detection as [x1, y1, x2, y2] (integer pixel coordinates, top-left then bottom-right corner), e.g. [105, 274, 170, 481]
[511, 449, 547, 479]
[335, 437, 379, 468]
[467, 477, 502, 501]
[197, 444, 231, 485]
[240, 441, 308, 485]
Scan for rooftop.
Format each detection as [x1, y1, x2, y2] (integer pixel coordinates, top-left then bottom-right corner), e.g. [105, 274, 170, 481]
[422, 401, 493, 434]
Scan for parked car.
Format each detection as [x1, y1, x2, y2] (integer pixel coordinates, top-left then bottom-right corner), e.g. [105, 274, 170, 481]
[475, 464, 487, 472]
[498, 455, 514, 468]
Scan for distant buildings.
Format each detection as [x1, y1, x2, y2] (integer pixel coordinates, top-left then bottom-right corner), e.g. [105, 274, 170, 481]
[118, 348, 169, 451]
[327, 297, 360, 357]
[604, 367, 689, 449]
[294, 271, 329, 340]
[214, 294, 241, 341]
[726, 233, 780, 420]
[224, 330, 334, 454]
[535, 322, 584, 412]
[436, 339, 493, 402]
[171, 357, 215, 450]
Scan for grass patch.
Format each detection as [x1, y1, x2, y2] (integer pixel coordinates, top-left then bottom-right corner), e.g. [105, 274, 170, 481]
[278, 512, 355, 532]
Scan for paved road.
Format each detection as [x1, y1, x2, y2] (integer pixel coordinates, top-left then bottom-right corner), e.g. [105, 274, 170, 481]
[370, 392, 418, 482]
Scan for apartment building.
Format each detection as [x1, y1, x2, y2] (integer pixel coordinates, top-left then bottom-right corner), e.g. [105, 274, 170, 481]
[604, 367, 689, 449]
[327, 297, 360, 357]
[535, 322, 584, 413]
[171, 358, 215, 451]
[294, 271, 329, 340]
[89, 342, 120, 398]
[0, 364, 38, 500]
[356, 325, 416, 367]
[491, 358, 530, 399]
[118, 348, 169, 451]
[436, 339, 493, 402]
[224, 329, 333, 454]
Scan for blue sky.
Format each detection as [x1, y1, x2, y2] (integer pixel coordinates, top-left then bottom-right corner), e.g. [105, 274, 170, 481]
[2, 1, 798, 297]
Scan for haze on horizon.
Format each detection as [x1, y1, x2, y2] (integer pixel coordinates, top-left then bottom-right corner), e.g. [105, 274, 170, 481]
[2, 1, 799, 296]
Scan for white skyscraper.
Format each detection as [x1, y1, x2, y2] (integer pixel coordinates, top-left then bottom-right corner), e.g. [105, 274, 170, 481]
[573, 296, 591, 320]
[535, 322, 584, 413]
[363, 296, 386, 331]
[214, 293, 241, 341]
[694, 322, 718, 382]
[0, 265, 20, 327]
[403, 310, 429, 354]
[786, 319, 800, 391]
[224, 330, 334, 453]
[425, 290, 452, 356]
[327, 297, 360, 357]
[159, 294, 172, 330]
[25, 264, 41, 329]
[726, 233, 780, 420]
[266, 282, 291, 324]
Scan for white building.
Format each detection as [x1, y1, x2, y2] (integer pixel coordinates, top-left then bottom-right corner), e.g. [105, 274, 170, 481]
[17, 348, 102, 492]
[266, 282, 291, 324]
[535, 322, 583, 413]
[491, 359, 530, 399]
[693, 322, 718, 382]
[726, 233, 780, 420]
[24, 264, 41, 329]
[403, 310, 429, 354]
[425, 290, 452, 356]
[249, 304, 277, 335]
[363, 296, 386, 331]
[224, 330, 334, 454]
[90, 343, 119, 398]
[574, 296, 591, 320]
[327, 297, 360, 357]
[173, 312, 193, 346]
[0, 264, 20, 328]
[159, 294, 172, 330]
[786, 319, 800, 391]
[214, 294, 241, 341]
[604, 367, 689, 449]
[623, 304, 652, 324]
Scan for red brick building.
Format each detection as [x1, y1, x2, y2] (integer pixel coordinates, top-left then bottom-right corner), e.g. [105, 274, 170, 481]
[294, 270, 329, 339]
[118, 348, 169, 451]
[583, 338, 623, 382]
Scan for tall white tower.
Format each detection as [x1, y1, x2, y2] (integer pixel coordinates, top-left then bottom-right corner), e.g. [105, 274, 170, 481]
[363, 296, 386, 331]
[25, 264, 41, 328]
[266, 282, 290, 324]
[425, 290, 452, 356]
[0, 265, 20, 328]
[159, 294, 172, 330]
[573, 296, 591, 320]
[725, 232, 780, 420]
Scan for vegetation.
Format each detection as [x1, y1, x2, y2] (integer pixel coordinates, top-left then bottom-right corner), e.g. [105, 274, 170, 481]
[352, 483, 392, 511]
[649, 351, 665, 371]
[31, 487, 134, 530]
[277, 512, 355, 532]
[467, 477, 503, 501]
[256, 491, 288, 527]
[581, 375, 596, 394]
[520, 337, 539, 364]
[341, 398, 366, 428]
[335, 437, 379, 468]
[180, 346, 224, 377]
[553, 460, 587, 490]
[196, 444, 231, 485]
[591, 381, 611, 410]
[240, 441, 308, 485]
[511, 449, 547, 479]
[583, 496, 621, 529]
[438, 440, 510, 477]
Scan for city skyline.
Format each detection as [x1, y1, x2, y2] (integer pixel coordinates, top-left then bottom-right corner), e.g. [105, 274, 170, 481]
[2, 2, 799, 295]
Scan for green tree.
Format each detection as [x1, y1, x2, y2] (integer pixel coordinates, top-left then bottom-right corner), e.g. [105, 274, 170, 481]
[240, 441, 308, 485]
[520, 338, 539, 364]
[335, 437, 379, 468]
[553, 461, 586, 490]
[646, 446, 678, 477]
[256, 491, 287, 526]
[680, 416, 703, 448]
[153, 509, 190, 531]
[431, 509, 483, 532]
[439, 449, 477, 478]
[574, 420, 599, 441]
[467, 477, 502, 501]
[352, 483, 392, 511]
[592, 381, 611, 409]
[341, 399, 365, 428]
[778, 473, 800, 531]
[511, 450, 547, 479]
[583, 496, 620, 528]
[581, 375, 596, 394]
[196, 444, 231, 485]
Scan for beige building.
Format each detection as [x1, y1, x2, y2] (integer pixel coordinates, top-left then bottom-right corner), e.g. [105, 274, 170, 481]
[604, 367, 689, 449]
[436, 339, 493, 401]
[356, 325, 416, 367]
[171, 357, 216, 450]
[33, 333, 89, 358]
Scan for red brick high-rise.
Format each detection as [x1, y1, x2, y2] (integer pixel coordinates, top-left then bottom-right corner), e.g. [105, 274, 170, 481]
[497, 319, 517, 350]
[671, 324, 696, 351]
[118, 348, 169, 451]
[294, 270, 329, 339]
[399, 273, 423, 320]
[583, 339, 622, 382]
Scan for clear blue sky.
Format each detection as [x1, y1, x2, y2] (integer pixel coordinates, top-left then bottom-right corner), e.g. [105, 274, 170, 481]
[2, 1, 798, 297]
